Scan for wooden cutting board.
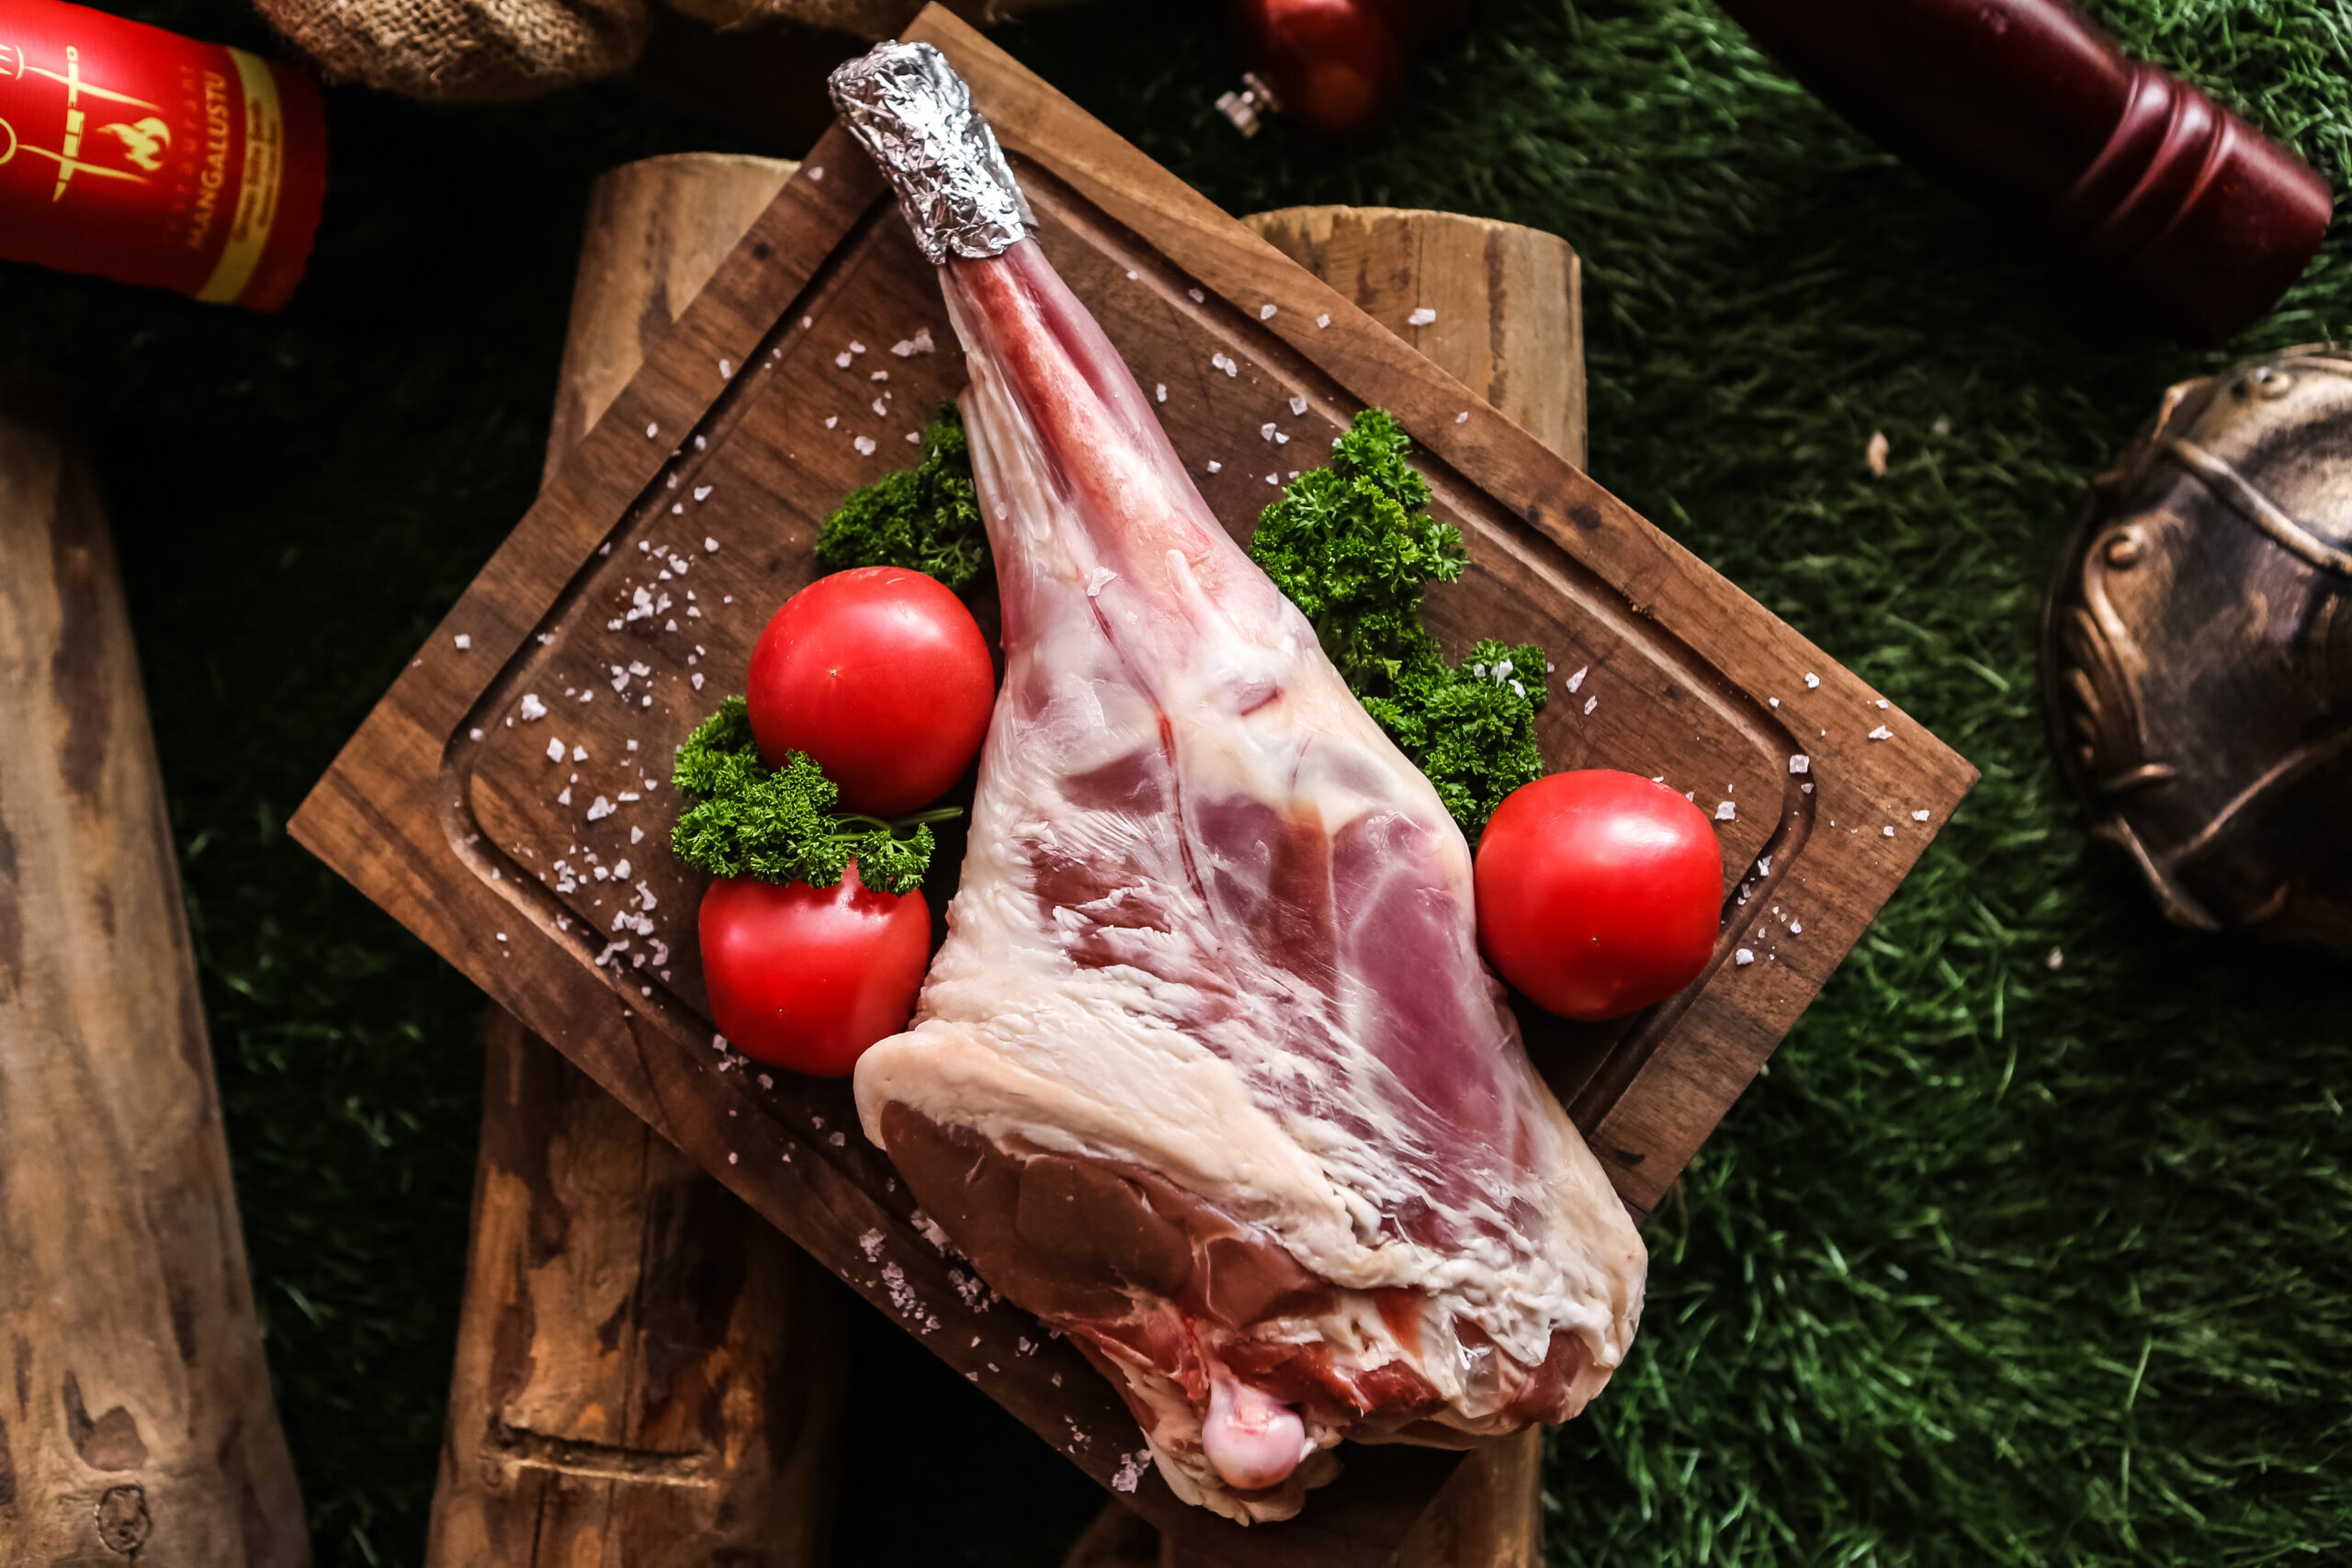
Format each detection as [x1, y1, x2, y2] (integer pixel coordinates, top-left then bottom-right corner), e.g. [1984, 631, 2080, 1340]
[291, 9, 1975, 1562]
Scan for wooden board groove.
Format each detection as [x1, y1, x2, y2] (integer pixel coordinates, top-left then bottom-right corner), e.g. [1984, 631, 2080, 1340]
[292, 12, 1976, 1564]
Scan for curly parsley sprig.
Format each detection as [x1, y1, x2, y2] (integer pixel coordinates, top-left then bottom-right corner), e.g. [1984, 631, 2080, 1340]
[812, 405, 989, 592]
[1250, 410, 1547, 837]
[670, 698, 953, 896]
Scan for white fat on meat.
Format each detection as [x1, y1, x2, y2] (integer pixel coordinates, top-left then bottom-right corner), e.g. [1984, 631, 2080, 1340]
[853, 240, 1645, 1523]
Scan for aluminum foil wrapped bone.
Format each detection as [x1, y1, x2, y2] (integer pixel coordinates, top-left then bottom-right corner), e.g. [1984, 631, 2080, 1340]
[827, 40, 1035, 263]
[2042, 345, 2352, 952]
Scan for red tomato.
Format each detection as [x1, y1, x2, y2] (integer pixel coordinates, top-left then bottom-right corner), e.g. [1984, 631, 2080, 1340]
[1474, 771, 1724, 1022]
[747, 566, 995, 817]
[697, 864, 931, 1075]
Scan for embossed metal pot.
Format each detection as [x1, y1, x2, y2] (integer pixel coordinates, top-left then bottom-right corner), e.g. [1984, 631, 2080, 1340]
[2041, 345, 2352, 952]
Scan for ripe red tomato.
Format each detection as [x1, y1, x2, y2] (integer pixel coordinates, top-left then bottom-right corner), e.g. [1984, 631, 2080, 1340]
[746, 566, 995, 817]
[1474, 771, 1724, 1022]
[698, 864, 931, 1075]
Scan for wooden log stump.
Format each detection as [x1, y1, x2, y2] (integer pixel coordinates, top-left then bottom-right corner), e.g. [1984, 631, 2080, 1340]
[1071, 206, 1589, 1568]
[424, 153, 843, 1568]
[0, 389, 309, 1565]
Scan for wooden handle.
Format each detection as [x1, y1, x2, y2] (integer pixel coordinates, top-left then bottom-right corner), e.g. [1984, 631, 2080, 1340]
[0, 390, 309, 1564]
[1080, 204, 1588, 1568]
[424, 154, 843, 1568]
[1714, 0, 2331, 343]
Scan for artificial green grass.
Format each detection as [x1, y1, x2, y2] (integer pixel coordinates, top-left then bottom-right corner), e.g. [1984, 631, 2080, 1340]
[6, 1, 2346, 1563]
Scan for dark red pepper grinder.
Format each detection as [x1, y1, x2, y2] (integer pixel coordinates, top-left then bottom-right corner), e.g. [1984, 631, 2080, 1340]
[1714, 0, 2333, 344]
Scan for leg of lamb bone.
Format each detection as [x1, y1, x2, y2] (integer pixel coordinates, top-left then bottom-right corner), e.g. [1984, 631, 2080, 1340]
[850, 238, 1646, 1524]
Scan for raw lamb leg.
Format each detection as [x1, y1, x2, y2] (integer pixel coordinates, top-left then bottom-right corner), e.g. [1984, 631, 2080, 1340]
[830, 43, 1646, 1525]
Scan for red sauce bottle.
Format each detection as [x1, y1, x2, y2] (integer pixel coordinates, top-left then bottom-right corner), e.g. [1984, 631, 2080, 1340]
[0, 0, 327, 309]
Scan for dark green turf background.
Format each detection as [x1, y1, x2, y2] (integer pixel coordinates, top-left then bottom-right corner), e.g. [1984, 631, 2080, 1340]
[10, 1, 2348, 1562]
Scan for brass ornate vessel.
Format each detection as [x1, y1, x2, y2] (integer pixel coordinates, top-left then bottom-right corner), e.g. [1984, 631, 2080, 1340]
[2042, 345, 2352, 952]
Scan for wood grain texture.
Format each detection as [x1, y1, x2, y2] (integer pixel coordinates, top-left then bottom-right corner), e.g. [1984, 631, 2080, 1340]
[1243, 206, 1585, 471]
[0, 394, 308, 1566]
[290, 12, 1977, 1562]
[425, 152, 841, 1568]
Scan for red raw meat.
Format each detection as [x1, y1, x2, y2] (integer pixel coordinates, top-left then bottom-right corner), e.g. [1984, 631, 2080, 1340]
[832, 43, 1645, 1524]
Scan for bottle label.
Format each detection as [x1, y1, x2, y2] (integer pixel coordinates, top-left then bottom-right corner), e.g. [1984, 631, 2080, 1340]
[0, 0, 320, 306]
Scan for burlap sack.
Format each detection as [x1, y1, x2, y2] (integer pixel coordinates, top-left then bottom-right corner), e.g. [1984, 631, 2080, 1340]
[254, 0, 1062, 101]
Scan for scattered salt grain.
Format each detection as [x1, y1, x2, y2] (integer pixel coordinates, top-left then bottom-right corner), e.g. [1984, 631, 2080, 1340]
[1582, 694, 1598, 716]
[692, 672, 705, 690]
[1113, 1450, 1151, 1494]
[705, 536, 720, 553]
[1288, 395, 1308, 416]
[1804, 671, 1822, 689]
[1715, 801, 1737, 821]
[825, 415, 838, 428]
[1187, 288, 1205, 303]
[557, 786, 571, 806]
[1455, 411, 1469, 423]
[1789, 754, 1810, 774]
[850, 341, 865, 355]
[469, 728, 483, 741]
[453, 633, 471, 649]
[906, 432, 921, 443]
[808, 165, 824, 180]
[872, 397, 888, 417]
[545, 738, 565, 762]
[1407, 307, 1437, 326]
[1869, 725, 1894, 741]
[586, 796, 615, 822]
[835, 352, 854, 369]
[1913, 808, 1931, 822]
[1261, 422, 1278, 441]
[571, 744, 588, 762]
[1260, 304, 1278, 320]
[1316, 312, 1330, 328]
[1205, 460, 1222, 474]
[1565, 667, 1588, 693]
[520, 693, 547, 721]
[1875, 698, 1890, 709]
[1735, 948, 1756, 966]
[1211, 352, 1238, 377]
[854, 435, 878, 457]
[891, 328, 935, 356]
[1791, 919, 1803, 934]
[719, 358, 733, 378]
[694, 484, 712, 502]
[859, 1229, 886, 1261]
[1883, 825, 1896, 837]
[645, 422, 659, 438]
[1155, 383, 1167, 403]
[1267, 473, 1280, 486]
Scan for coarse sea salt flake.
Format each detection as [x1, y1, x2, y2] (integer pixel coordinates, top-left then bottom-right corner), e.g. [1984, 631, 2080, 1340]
[1883, 825, 1896, 837]
[1735, 947, 1756, 966]
[645, 422, 659, 438]
[469, 728, 483, 741]
[694, 484, 712, 502]
[1804, 671, 1822, 689]
[1260, 303, 1277, 320]
[1565, 666, 1588, 694]
[890, 328, 935, 356]
[1187, 288, 1205, 303]
[1316, 313, 1330, 328]
[705, 536, 720, 553]
[1582, 694, 1598, 716]
[1407, 307, 1437, 326]
[719, 358, 733, 378]
[1869, 725, 1894, 741]
[1260, 422, 1277, 441]
[586, 795, 615, 821]
[854, 435, 877, 457]
[1155, 383, 1167, 403]
[545, 738, 565, 762]
[1205, 460, 1221, 474]
[1715, 801, 1737, 821]
[453, 633, 470, 649]
[835, 352, 854, 369]
[1789, 753, 1810, 774]
[1914, 808, 1931, 821]
[519, 694, 547, 721]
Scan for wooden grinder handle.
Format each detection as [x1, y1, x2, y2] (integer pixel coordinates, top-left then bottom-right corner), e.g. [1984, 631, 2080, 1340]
[1715, 0, 2333, 343]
